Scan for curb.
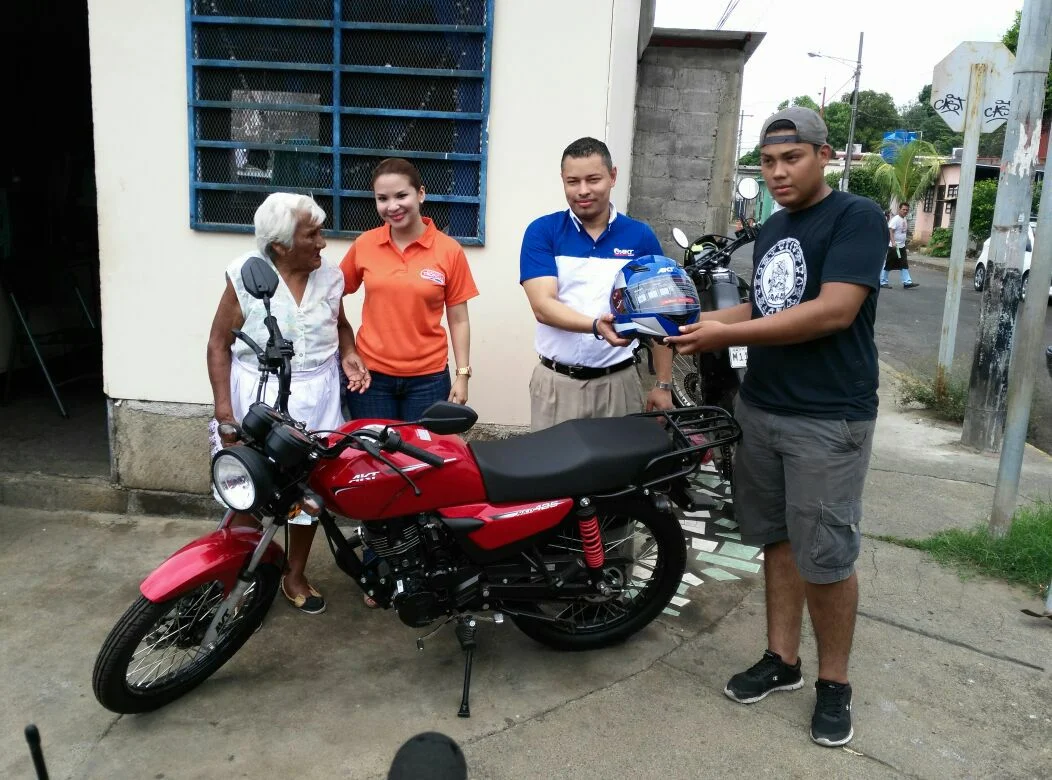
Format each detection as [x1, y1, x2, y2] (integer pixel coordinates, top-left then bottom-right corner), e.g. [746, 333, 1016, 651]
[0, 472, 216, 520]
[878, 362, 1052, 460]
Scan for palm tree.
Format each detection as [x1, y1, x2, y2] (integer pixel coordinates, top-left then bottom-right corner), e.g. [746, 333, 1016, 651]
[863, 139, 943, 209]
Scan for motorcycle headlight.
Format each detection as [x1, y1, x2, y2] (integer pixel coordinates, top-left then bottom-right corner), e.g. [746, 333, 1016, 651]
[211, 447, 275, 512]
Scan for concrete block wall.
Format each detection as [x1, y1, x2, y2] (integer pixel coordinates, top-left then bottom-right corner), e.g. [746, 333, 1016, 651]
[629, 44, 746, 257]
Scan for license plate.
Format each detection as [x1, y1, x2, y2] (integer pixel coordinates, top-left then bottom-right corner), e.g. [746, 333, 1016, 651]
[729, 346, 748, 368]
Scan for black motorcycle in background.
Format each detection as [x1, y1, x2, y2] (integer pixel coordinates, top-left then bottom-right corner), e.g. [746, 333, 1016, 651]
[664, 177, 762, 482]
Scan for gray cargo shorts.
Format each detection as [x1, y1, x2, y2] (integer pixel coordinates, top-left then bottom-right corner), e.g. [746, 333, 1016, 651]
[732, 397, 875, 584]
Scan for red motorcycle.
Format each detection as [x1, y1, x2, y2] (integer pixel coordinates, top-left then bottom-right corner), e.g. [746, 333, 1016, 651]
[92, 257, 740, 717]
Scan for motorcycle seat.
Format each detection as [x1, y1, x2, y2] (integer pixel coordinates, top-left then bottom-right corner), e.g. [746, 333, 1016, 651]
[469, 416, 673, 504]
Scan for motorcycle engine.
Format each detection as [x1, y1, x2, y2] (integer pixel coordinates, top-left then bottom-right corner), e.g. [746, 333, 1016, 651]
[359, 517, 482, 628]
[359, 518, 426, 575]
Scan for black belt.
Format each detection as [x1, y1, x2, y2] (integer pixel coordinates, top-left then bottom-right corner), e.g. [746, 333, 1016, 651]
[539, 356, 636, 380]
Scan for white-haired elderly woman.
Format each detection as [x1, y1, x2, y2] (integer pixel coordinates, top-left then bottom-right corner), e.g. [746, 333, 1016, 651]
[207, 192, 371, 614]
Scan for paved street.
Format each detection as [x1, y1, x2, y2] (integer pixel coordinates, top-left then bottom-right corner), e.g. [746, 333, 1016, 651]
[2, 368, 1050, 779]
[873, 265, 1052, 452]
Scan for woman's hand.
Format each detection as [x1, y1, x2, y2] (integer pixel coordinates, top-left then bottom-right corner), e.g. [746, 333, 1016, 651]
[213, 405, 240, 445]
[342, 351, 372, 394]
[449, 375, 469, 405]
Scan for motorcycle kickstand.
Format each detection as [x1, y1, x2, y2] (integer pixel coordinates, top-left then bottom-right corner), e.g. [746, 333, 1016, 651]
[455, 616, 479, 718]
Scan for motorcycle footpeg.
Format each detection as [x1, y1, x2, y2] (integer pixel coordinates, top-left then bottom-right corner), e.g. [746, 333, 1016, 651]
[670, 483, 719, 512]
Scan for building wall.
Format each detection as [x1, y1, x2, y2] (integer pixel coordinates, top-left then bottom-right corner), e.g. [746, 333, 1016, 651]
[913, 164, 961, 244]
[88, 0, 644, 492]
[628, 40, 747, 256]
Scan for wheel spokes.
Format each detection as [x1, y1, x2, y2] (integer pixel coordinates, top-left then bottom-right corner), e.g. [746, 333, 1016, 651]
[532, 516, 663, 631]
[125, 580, 258, 691]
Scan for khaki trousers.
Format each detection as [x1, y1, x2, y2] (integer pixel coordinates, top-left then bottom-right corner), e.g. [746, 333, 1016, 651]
[529, 361, 645, 432]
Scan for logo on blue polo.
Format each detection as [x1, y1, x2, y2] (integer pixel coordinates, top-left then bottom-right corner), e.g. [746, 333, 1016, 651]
[613, 248, 635, 257]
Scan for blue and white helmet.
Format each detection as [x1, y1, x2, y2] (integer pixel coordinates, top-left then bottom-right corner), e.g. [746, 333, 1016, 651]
[610, 255, 701, 338]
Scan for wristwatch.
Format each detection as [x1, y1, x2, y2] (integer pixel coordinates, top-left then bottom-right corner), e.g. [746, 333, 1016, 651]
[654, 381, 673, 391]
[456, 366, 472, 378]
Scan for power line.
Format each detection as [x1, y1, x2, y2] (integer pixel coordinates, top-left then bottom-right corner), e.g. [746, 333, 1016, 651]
[714, 0, 742, 30]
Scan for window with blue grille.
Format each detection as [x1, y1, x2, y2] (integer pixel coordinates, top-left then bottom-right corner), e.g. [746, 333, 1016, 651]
[186, 0, 493, 244]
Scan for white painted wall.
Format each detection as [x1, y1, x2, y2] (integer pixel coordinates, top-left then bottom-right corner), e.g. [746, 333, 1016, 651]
[88, 0, 642, 427]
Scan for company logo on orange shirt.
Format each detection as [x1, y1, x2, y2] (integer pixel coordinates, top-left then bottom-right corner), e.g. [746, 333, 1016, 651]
[420, 268, 446, 285]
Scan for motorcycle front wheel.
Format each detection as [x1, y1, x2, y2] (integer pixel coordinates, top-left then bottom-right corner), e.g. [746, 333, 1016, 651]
[507, 501, 686, 651]
[92, 563, 279, 714]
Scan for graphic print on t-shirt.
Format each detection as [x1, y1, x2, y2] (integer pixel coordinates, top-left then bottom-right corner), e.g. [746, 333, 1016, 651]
[754, 238, 807, 315]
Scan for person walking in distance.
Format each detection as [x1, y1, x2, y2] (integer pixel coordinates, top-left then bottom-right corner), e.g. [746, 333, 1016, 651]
[880, 202, 918, 289]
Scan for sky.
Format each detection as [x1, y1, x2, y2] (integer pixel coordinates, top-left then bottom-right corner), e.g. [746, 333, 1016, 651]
[655, 0, 1021, 154]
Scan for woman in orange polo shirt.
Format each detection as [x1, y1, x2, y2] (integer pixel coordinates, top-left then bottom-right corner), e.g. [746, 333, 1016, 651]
[340, 158, 479, 421]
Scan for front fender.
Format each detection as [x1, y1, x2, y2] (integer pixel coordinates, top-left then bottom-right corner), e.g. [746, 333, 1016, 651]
[140, 526, 285, 603]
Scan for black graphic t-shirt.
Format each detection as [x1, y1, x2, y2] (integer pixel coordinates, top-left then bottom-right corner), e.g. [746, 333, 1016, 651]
[739, 189, 888, 420]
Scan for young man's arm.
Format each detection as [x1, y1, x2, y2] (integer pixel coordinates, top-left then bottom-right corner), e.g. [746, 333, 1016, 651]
[668, 202, 886, 354]
[667, 282, 869, 353]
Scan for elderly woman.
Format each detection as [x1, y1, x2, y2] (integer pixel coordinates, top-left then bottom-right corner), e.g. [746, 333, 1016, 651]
[207, 193, 370, 614]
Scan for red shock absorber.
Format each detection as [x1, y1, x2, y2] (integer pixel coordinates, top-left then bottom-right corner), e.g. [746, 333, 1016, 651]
[578, 515, 605, 570]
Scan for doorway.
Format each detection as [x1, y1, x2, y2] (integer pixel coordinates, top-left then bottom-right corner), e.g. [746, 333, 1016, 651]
[0, 0, 108, 478]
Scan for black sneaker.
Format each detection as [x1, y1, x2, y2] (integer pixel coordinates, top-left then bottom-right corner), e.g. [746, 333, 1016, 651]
[879, 282, 892, 289]
[724, 650, 803, 704]
[811, 680, 854, 747]
[903, 281, 920, 289]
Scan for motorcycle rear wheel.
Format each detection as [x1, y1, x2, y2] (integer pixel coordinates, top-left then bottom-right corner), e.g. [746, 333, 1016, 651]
[507, 501, 685, 651]
[92, 563, 279, 714]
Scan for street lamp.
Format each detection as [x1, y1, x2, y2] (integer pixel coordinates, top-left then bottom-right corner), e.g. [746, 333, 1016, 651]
[808, 32, 864, 192]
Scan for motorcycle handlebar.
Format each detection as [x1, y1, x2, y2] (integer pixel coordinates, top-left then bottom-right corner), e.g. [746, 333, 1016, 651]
[397, 441, 445, 468]
[380, 428, 445, 467]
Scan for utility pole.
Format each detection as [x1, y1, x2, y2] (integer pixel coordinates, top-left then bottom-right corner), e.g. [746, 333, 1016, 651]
[991, 150, 1052, 535]
[962, 0, 1052, 453]
[841, 32, 864, 193]
[732, 110, 753, 221]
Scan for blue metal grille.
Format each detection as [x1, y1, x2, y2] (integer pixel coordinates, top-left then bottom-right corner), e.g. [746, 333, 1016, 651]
[186, 0, 493, 244]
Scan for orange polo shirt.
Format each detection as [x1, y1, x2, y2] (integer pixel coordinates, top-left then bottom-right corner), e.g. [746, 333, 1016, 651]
[341, 218, 479, 377]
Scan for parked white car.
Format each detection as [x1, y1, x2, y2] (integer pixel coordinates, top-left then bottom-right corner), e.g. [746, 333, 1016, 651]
[973, 222, 1052, 299]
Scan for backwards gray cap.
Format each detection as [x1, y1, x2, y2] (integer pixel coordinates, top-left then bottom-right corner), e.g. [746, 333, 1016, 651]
[759, 106, 829, 147]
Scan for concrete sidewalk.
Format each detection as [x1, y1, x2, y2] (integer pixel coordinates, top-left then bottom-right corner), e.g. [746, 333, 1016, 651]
[1, 366, 1050, 779]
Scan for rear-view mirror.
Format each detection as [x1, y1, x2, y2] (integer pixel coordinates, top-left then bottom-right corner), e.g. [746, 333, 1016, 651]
[672, 227, 690, 249]
[737, 177, 760, 201]
[241, 256, 279, 300]
[415, 402, 478, 436]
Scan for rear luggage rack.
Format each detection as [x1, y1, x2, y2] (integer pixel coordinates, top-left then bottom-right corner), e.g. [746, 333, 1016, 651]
[594, 405, 741, 498]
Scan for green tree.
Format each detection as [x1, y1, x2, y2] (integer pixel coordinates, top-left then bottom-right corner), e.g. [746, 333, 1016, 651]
[777, 95, 820, 111]
[770, 92, 886, 152]
[823, 102, 852, 151]
[1003, 11, 1052, 115]
[738, 145, 761, 166]
[900, 85, 963, 155]
[825, 165, 883, 206]
[840, 90, 900, 151]
[969, 179, 999, 241]
[863, 139, 942, 207]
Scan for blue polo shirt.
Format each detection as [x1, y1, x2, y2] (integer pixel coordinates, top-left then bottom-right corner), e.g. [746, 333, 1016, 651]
[520, 206, 662, 368]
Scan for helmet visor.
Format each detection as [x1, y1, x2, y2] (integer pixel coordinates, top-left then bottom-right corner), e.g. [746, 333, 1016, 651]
[626, 274, 699, 315]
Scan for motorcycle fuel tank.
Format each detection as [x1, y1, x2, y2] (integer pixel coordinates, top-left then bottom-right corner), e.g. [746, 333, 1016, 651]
[310, 421, 488, 519]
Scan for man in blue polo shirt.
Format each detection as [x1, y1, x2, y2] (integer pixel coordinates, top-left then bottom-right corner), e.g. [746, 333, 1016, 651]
[520, 137, 674, 431]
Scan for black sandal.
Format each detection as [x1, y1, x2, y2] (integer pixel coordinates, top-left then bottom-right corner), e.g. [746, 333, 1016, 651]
[280, 576, 327, 615]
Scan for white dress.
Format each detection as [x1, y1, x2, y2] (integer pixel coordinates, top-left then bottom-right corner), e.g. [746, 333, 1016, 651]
[209, 252, 346, 463]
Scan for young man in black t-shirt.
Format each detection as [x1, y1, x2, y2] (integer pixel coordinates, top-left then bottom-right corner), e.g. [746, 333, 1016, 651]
[668, 107, 887, 748]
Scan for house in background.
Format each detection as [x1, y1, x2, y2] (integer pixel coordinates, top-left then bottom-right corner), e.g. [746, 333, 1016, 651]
[0, 0, 765, 499]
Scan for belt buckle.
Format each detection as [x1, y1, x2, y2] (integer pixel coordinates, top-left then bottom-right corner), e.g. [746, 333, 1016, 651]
[566, 363, 582, 378]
